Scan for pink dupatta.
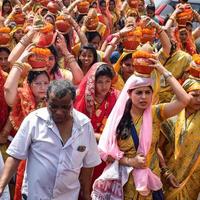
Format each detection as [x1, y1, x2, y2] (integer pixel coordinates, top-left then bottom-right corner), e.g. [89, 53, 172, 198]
[98, 74, 162, 196]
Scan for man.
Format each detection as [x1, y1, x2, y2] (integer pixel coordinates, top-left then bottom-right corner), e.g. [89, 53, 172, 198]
[0, 80, 101, 200]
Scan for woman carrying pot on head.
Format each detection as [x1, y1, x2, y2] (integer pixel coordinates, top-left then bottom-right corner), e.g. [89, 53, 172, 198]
[4, 45, 51, 200]
[92, 56, 190, 200]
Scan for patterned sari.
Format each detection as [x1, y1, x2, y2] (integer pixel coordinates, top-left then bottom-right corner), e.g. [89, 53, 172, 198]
[161, 78, 200, 200]
[74, 62, 119, 183]
[74, 62, 119, 133]
[10, 81, 46, 200]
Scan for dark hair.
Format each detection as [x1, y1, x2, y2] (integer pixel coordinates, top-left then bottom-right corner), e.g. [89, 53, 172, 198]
[95, 64, 114, 80]
[27, 71, 50, 84]
[0, 47, 10, 55]
[121, 53, 132, 63]
[78, 44, 98, 68]
[146, 3, 155, 12]
[47, 80, 76, 100]
[76, 14, 86, 24]
[99, 0, 106, 6]
[116, 99, 132, 139]
[85, 31, 101, 43]
[48, 45, 60, 74]
[2, 0, 12, 14]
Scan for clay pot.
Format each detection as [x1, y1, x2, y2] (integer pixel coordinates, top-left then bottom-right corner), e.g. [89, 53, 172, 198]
[141, 28, 156, 44]
[85, 17, 99, 30]
[13, 13, 26, 25]
[189, 67, 200, 78]
[77, 1, 90, 14]
[47, 1, 60, 14]
[133, 58, 154, 75]
[55, 17, 71, 33]
[122, 29, 142, 50]
[28, 54, 48, 69]
[0, 33, 10, 45]
[34, 31, 54, 48]
[127, 0, 138, 8]
[177, 8, 193, 25]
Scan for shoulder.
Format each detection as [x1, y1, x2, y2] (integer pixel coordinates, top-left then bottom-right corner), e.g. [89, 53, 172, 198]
[73, 109, 91, 126]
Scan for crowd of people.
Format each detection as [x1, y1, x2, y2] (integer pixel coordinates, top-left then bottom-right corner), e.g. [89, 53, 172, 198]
[0, 0, 199, 199]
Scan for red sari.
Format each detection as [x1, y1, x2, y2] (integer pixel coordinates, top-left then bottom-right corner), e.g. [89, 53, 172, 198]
[74, 62, 119, 187]
[10, 81, 46, 200]
[0, 69, 8, 132]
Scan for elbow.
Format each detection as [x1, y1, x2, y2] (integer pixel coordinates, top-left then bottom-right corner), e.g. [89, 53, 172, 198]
[4, 84, 14, 106]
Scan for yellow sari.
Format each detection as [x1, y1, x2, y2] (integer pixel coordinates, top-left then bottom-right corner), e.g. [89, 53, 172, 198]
[161, 78, 200, 200]
[158, 50, 192, 103]
[118, 104, 166, 200]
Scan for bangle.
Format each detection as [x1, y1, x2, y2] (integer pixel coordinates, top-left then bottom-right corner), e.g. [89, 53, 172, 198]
[169, 17, 175, 22]
[19, 35, 31, 46]
[13, 62, 24, 72]
[157, 28, 164, 35]
[163, 71, 173, 80]
[107, 42, 116, 48]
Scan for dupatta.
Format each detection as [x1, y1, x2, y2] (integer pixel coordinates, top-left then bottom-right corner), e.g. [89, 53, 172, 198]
[94, 74, 162, 197]
[74, 62, 118, 133]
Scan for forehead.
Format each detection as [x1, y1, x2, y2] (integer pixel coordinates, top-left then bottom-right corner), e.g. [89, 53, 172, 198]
[132, 86, 152, 92]
[96, 75, 112, 81]
[48, 92, 73, 103]
[189, 90, 200, 95]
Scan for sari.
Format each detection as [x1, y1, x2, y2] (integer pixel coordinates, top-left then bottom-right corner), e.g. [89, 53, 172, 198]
[74, 62, 119, 133]
[161, 78, 200, 200]
[0, 69, 9, 161]
[158, 49, 192, 103]
[74, 62, 119, 182]
[92, 75, 165, 200]
[10, 81, 46, 200]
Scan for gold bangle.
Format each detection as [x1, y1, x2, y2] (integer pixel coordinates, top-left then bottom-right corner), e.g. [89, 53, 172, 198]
[157, 28, 164, 35]
[13, 65, 23, 72]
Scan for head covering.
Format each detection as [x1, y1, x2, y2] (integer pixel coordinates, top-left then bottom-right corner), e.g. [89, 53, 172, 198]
[110, 50, 120, 64]
[74, 62, 118, 132]
[182, 77, 200, 92]
[98, 74, 162, 195]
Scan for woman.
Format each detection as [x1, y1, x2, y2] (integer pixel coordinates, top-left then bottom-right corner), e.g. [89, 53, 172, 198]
[74, 62, 119, 140]
[160, 75, 200, 200]
[77, 44, 98, 75]
[9, 26, 25, 50]
[4, 46, 50, 200]
[74, 62, 119, 183]
[92, 58, 190, 200]
[0, 0, 12, 18]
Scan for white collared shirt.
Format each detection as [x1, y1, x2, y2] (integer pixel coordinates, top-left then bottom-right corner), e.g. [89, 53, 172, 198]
[7, 108, 101, 200]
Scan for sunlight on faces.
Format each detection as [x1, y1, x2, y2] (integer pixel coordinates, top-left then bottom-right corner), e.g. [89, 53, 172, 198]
[48, 92, 73, 123]
[79, 49, 94, 68]
[188, 90, 200, 111]
[95, 75, 112, 98]
[30, 73, 50, 101]
[128, 86, 153, 110]
[121, 58, 134, 81]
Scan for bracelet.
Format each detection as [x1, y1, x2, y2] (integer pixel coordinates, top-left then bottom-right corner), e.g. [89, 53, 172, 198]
[107, 42, 116, 48]
[169, 17, 175, 22]
[163, 71, 173, 80]
[19, 35, 31, 46]
[13, 62, 24, 72]
[157, 28, 164, 35]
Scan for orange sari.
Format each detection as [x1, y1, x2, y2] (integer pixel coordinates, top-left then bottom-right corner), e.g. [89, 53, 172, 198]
[10, 81, 46, 200]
